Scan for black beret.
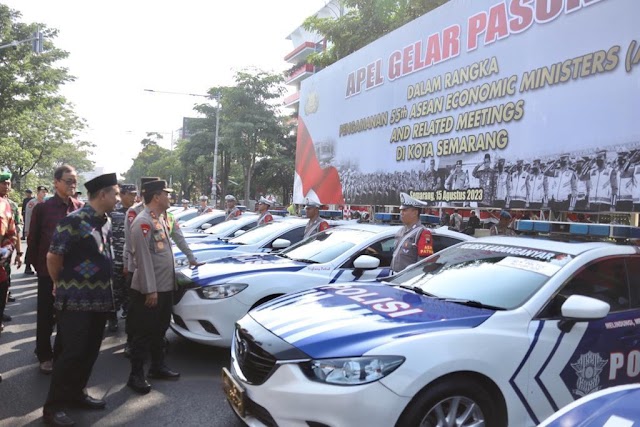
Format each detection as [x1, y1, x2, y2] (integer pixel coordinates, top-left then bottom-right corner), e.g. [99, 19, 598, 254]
[85, 173, 118, 193]
[142, 180, 173, 194]
[25, 188, 33, 193]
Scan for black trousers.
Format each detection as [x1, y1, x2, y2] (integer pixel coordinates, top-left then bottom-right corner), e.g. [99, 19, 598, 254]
[36, 276, 57, 362]
[128, 290, 172, 369]
[43, 311, 107, 413]
[0, 280, 8, 320]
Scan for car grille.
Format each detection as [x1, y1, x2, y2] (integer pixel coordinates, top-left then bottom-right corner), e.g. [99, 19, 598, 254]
[235, 327, 277, 385]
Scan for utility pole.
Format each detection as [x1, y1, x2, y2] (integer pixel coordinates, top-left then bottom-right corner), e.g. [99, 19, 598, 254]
[143, 89, 222, 206]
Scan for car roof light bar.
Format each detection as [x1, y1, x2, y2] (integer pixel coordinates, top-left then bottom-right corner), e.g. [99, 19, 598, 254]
[514, 220, 640, 239]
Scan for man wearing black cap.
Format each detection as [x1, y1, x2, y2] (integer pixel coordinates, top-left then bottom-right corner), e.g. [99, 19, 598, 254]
[391, 193, 433, 273]
[107, 184, 137, 332]
[472, 153, 495, 207]
[42, 173, 120, 426]
[29, 165, 84, 374]
[127, 180, 181, 394]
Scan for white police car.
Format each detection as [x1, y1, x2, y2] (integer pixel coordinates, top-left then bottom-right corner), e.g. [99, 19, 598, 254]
[539, 383, 640, 426]
[181, 213, 259, 242]
[223, 220, 640, 427]
[173, 218, 309, 267]
[171, 224, 472, 347]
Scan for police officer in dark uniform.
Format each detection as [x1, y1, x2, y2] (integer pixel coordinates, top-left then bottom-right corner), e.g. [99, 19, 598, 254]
[107, 184, 137, 332]
[391, 193, 434, 273]
[42, 173, 119, 426]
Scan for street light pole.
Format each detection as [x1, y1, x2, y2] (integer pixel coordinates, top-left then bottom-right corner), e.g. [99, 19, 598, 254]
[212, 94, 220, 208]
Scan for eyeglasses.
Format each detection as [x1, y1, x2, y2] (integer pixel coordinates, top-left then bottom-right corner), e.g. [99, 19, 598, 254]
[59, 179, 78, 186]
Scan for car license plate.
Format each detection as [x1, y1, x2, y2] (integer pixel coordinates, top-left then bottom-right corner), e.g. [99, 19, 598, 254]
[222, 367, 245, 417]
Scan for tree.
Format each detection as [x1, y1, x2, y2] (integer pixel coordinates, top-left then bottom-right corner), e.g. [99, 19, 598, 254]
[200, 69, 286, 206]
[0, 5, 92, 190]
[303, 0, 449, 67]
[252, 122, 297, 205]
[123, 133, 173, 186]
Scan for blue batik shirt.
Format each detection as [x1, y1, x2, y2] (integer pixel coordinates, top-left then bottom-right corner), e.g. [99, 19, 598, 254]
[49, 204, 115, 312]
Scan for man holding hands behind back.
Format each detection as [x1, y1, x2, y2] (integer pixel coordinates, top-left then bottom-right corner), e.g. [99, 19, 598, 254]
[43, 173, 119, 426]
[127, 180, 188, 394]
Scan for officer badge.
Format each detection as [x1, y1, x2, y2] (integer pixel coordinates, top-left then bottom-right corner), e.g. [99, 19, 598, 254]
[571, 351, 608, 397]
[140, 223, 151, 237]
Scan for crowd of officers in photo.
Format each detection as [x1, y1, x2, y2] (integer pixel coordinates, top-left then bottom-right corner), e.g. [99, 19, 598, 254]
[0, 164, 346, 426]
[340, 148, 640, 212]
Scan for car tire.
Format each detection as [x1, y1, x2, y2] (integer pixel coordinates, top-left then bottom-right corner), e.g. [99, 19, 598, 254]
[396, 377, 506, 427]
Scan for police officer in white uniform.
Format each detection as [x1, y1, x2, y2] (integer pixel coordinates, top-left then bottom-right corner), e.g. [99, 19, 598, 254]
[587, 150, 618, 212]
[256, 196, 274, 226]
[303, 198, 329, 239]
[391, 193, 433, 273]
[224, 195, 242, 221]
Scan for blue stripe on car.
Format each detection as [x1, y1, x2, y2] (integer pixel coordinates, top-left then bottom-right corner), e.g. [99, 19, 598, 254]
[535, 331, 566, 413]
[509, 320, 544, 425]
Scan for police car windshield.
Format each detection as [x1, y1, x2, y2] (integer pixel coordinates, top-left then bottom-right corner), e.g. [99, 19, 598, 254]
[203, 218, 253, 235]
[179, 211, 222, 228]
[388, 242, 571, 310]
[229, 221, 294, 245]
[281, 228, 376, 264]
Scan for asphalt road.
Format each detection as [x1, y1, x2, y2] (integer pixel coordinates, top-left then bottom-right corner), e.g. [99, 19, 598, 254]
[0, 261, 245, 427]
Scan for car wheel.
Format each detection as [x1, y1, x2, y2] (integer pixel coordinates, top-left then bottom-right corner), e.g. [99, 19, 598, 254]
[397, 377, 506, 427]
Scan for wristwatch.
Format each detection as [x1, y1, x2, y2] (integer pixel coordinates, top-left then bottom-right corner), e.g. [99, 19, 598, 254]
[16, 251, 23, 256]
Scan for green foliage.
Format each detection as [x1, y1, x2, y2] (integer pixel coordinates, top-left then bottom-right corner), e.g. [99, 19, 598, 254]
[303, 0, 449, 67]
[0, 5, 92, 190]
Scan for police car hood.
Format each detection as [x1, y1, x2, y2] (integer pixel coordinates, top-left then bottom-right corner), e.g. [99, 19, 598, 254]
[173, 240, 237, 258]
[249, 283, 494, 359]
[540, 385, 640, 427]
[178, 253, 308, 286]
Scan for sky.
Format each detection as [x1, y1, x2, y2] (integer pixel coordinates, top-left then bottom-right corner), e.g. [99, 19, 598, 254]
[3, 0, 329, 176]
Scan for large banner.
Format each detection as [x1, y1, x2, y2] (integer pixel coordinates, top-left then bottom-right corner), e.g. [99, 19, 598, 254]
[293, 0, 640, 213]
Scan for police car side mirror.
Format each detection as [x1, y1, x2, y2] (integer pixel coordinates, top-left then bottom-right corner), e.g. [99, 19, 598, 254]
[233, 230, 246, 237]
[352, 255, 380, 279]
[558, 295, 610, 333]
[201, 223, 212, 230]
[353, 255, 380, 270]
[271, 239, 291, 249]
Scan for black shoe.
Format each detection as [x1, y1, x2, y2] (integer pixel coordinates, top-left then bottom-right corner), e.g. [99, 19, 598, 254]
[24, 269, 34, 275]
[148, 365, 180, 380]
[2, 313, 11, 322]
[107, 318, 118, 332]
[123, 343, 131, 359]
[73, 395, 106, 410]
[43, 410, 75, 426]
[120, 309, 127, 319]
[7, 292, 15, 302]
[127, 374, 151, 394]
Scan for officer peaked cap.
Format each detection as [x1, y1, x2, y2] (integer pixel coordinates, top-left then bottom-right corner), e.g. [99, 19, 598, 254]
[142, 180, 173, 194]
[399, 192, 427, 209]
[120, 183, 137, 194]
[258, 196, 274, 206]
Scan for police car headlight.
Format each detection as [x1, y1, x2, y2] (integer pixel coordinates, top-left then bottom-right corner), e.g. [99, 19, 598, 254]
[175, 257, 189, 267]
[197, 283, 248, 299]
[302, 356, 405, 385]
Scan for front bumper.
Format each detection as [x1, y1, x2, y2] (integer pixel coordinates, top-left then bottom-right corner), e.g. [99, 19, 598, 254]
[226, 316, 409, 427]
[170, 289, 250, 347]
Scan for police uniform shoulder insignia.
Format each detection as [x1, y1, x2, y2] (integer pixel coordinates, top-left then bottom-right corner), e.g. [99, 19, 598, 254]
[140, 223, 151, 236]
[127, 210, 137, 223]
